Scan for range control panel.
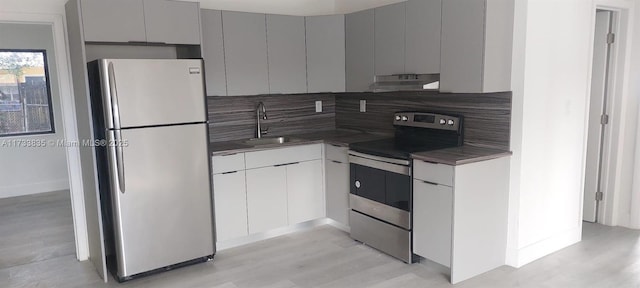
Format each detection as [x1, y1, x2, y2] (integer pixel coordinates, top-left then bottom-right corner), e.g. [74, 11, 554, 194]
[393, 112, 461, 131]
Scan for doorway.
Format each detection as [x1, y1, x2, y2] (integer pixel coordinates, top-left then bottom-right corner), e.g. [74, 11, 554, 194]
[583, 10, 616, 223]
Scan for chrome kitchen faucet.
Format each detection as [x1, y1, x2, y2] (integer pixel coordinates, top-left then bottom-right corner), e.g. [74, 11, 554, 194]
[256, 101, 268, 139]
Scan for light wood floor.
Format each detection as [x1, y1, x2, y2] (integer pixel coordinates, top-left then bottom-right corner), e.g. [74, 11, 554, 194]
[2, 191, 640, 287]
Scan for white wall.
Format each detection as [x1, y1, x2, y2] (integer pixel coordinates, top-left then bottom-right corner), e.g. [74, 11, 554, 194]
[333, 0, 406, 14]
[508, 0, 595, 267]
[0, 22, 69, 198]
[509, 0, 640, 266]
[628, 0, 640, 228]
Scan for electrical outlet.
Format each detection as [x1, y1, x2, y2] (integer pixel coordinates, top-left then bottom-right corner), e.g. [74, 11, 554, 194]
[360, 100, 366, 112]
[315, 100, 322, 112]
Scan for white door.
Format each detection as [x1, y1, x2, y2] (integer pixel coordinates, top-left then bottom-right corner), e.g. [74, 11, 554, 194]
[246, 166, 288, 234]
[325, 159, 349, 226]
[584, 10, 614, 222]
[213, 171, 248, 242]
[286, 160, 325, 224]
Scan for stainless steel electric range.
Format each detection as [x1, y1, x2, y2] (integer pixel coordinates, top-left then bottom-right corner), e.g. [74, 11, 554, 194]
[348, 112, 463, 263]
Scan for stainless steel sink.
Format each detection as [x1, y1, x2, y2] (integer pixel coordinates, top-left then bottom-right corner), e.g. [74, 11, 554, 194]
[242, 136, 299, 146]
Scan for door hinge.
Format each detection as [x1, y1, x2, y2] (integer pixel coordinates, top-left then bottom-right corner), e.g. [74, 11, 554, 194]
[607, 33, 616, 44]
[601, 114, 609, 125]
[596, 191, 604, 201]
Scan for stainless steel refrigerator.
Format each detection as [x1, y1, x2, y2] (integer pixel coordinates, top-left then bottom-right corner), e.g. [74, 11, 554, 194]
[87, 59, 215, 282]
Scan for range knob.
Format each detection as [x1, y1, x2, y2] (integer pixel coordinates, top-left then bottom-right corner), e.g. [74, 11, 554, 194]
[447, 119, 455, 126]
[401, 116, 409, 121]
[395, 115, 401, 121]
[439, 118, 446, 125]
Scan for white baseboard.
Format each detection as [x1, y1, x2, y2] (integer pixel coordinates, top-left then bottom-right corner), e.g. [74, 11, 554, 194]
[0, 179, 70, 199]
[513, 226, 582, 267]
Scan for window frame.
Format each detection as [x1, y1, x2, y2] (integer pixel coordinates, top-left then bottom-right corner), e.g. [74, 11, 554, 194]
[0, 48, 56, 138]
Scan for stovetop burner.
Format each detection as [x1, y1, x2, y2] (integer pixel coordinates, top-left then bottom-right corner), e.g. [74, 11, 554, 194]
[349, 112, 464, 160]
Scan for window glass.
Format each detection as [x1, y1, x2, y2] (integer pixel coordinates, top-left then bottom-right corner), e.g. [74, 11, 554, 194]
[0, 50, 54, 137]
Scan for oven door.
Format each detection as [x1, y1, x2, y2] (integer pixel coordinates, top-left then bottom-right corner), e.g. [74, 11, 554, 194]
[348, 151, 411, 230]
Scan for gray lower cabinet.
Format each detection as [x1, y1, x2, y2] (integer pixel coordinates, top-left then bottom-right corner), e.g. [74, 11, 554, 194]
[222, 11, 270, 96]
[374, 2, 406, 76]
[440, 0, 514, 93]
[345, 9, 375, 92]
[201, 9, 227, 96]
[143, 0, 200, 45]
[80, 0, 146, 42]
[405, 0, 442, 74]
[305, 15, 346, 93]
[266, 15, 308, 94]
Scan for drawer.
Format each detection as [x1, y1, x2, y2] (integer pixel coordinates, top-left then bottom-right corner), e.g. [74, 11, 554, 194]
[245, 144, 322, 169]
[413, 160, 454, 187]
[325, 143, 348, 163]
[212, 153, 245, 174]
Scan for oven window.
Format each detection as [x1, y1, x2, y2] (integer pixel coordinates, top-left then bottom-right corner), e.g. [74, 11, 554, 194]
[351, 163, 411, 211]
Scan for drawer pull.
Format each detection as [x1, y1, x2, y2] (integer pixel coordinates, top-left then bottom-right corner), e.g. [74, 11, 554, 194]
[422, 180, 438, 186]
[274, 162, 299, 167]
[221, 171, 238, 175]
[331, 160, 343, 164]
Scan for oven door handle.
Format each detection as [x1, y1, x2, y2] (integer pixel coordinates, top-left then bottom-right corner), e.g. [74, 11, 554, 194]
[349, 154, 411, 176]
[348, 151, 410, 166]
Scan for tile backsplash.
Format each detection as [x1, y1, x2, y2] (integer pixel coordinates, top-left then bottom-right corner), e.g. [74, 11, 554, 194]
[336, 91, 512, 150]
[207, 91, 512, 150]
[207, 94, 336, 142]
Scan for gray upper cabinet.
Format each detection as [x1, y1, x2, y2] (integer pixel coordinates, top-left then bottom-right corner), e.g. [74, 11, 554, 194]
[201, 9, 227, 96]
[266, 15, 307, 94]
[80, 0, 146, 42]
[405, 0, 442, 74]
[374, 2, 406, 76]
[222, 11, 270, 96]
[346, 9, 375, 92]
[143, 0, 201, 45]
[440, 0, 514, 93]
[305, 15, 346, 93]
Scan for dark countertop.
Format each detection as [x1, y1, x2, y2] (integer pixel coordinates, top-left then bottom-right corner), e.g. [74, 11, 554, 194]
[210, 129, 511, 165]
[210, 129, 389, 156]
[411, 146, 512, 166]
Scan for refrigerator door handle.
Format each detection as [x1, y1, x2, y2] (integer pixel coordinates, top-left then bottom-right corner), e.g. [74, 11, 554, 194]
[114, 130, 126, 193]
[108, 62, 122, 130]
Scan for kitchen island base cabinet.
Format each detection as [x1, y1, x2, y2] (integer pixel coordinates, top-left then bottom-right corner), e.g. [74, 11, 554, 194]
[413, 156, 510, 284]
[246, 166, 288, 234]
[213, 171, 248, 242]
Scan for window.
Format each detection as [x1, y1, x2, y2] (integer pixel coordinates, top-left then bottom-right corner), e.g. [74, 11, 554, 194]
[0, 49, 54, 137]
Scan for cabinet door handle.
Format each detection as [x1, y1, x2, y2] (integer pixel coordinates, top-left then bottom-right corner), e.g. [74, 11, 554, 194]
[331, 160, 342, 164]
[274, 162, 299, 167]
[222, 171, 238, 175]
[421, 180, 439, 186]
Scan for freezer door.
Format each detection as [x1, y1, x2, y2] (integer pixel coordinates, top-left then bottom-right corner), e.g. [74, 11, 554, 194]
[107, 123, 214, 278]
[98, 59, 207, 129]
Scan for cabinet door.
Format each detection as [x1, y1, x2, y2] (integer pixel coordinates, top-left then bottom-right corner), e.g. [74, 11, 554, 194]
[306, 15, 346, 93]
[246, 166, 288, 234]
[345, 9, 375, 92]
[440, 0, 485, 93]
[405, 0, 441, 74]
[201, 9, 227, 96]
[80, 0, 146, 42]
[375, 2, 406, 76]
[143, 0, 200, 45]
[325, 159, 349, 227]
[222, 11, 270, 96]
[213, 171, 248, 242]
[286, 160, 324, 224]
[266, 15, 307, 94]
[413, 179, 453, 268]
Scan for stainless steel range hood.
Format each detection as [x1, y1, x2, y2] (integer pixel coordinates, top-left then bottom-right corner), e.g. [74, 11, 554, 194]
[369, 74, 440, 92]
